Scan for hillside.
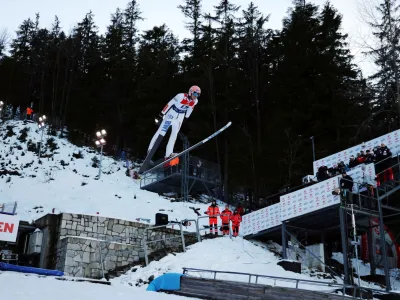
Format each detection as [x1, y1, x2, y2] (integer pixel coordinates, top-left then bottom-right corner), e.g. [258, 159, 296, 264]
[0, 120, 211, 229]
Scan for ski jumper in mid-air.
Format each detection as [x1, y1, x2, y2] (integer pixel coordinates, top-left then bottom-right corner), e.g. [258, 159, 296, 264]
[147, 85, 201, 160]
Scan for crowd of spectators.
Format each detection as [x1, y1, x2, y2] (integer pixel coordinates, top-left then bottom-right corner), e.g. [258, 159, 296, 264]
[316, 143, 394, 186]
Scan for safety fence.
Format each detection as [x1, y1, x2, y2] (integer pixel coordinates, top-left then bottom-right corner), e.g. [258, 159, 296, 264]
[181, 267, 393, 298]
[142, 213, 234, 265]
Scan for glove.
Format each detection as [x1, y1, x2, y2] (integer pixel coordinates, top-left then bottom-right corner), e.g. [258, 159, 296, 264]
[158, 113, 165, 120]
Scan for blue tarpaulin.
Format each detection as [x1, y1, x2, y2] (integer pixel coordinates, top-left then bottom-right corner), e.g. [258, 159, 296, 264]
[146, 273, 185, 292]
[0, 262, 64, 276]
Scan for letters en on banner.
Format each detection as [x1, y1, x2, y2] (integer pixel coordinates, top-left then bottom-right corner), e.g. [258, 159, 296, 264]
[0, 214, 20, 242]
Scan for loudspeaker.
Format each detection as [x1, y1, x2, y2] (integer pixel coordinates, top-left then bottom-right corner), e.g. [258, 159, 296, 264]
[155, 213, 168, 225]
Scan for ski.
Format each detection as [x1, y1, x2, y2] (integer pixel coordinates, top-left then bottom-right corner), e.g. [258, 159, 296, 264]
[141, 121, 232, 175]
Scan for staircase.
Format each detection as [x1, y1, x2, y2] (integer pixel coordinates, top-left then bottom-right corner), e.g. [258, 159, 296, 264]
[106, 234, 199, 280]
[164, 276, 346, 300]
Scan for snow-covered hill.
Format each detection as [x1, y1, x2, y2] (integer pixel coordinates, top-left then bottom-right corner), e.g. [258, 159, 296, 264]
[0, 120, 212, 228]
[116, 237, 342, 291]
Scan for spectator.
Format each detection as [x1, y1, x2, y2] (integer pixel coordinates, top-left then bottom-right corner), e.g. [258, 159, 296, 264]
[236, 204, 245, 216]
[348, 155, 357, 169]
[340, 171, 354, 204]
[364, 150, 375, 164]
[26, 107, 33, 120]
[230, 209, 242, 237]
[356, 152, 365, 165]
[205, 200, 220, 235]
[220, 205, 232, 235]
[337, 161, 350, 174]
[376, 143, 393, 185]
[317, 166, 330, 182]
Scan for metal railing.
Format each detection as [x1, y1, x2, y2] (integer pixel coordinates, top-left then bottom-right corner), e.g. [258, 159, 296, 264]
[181, 267, 392, 298]
[142, 222, 186, 266]
[196, 214, 233, 241]
[0, 201, 17, 215]
[140, 160, 221, 188]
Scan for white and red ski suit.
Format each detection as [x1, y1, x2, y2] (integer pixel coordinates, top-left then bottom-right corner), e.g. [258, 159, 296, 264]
[148, 93, 198, 158]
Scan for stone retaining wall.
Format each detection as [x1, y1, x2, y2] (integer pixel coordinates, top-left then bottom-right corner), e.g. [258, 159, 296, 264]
[54, 213, 191, 278]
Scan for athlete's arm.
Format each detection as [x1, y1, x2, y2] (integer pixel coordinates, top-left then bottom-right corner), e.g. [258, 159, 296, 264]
[161, 94, 183, 115]
[185, 99, 198, 118]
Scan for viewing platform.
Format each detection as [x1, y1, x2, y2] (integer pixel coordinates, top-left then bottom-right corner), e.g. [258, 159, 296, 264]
[140, 156, 221, 196]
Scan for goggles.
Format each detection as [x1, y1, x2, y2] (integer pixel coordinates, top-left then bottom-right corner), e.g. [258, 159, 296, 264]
[192, 91, 200, 97]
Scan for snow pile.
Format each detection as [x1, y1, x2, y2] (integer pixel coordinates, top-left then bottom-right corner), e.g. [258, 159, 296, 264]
[115, 237, 341, 291]
[0, 120, 212, 229]
[0, 271, 194, 300]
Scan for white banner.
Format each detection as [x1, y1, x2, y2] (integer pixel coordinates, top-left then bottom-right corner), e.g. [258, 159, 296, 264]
[0, 214, 20, 242]
[241, 203, 281, 236]
[280, 163, 375, 221]
[242, 163, 376, 236]
[313, 130, 400, 174]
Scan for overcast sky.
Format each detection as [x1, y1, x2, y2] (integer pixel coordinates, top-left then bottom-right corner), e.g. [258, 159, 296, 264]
[1, 0, 377, 76]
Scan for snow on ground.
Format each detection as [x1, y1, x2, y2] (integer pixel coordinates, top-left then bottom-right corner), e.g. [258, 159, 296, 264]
[115, 237, 343, 292]
[332, 252, 400, 291]
[0, 120, 216, 229]
[0, 271, 197, 300]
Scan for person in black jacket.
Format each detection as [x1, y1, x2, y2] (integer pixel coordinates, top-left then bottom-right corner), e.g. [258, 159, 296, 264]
[340, 171, 354, 204]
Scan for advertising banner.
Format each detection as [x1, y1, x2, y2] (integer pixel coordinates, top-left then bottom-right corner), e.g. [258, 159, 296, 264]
[0, 214, 20, 242]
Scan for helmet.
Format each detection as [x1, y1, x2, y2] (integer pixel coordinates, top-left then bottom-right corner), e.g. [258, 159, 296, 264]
[188, 85, 201, 98]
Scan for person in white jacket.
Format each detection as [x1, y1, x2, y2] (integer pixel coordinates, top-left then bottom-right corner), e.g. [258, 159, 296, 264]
[147, 85, 200, 159]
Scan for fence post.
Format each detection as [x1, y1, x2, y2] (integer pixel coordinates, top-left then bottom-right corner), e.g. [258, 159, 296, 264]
[179, 223, 186, 252]
[143, 229, 149, 266]
[196, 217, 202, 242]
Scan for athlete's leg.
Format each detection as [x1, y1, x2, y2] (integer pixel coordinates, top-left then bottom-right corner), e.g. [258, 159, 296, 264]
[165, 120, 182, 158]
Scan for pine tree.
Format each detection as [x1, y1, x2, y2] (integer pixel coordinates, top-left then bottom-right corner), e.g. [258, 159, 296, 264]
[366, 0, 400, 130]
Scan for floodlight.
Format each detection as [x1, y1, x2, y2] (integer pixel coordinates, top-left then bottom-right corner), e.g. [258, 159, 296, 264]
[100, 138, 106, 145]
[101, 129, 106, 136]
[96, 131, 101, 138]
[95, 140, 100, 146]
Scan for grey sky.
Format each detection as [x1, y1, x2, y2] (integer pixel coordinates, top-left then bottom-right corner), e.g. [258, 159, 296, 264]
[1, 0, 376, 76]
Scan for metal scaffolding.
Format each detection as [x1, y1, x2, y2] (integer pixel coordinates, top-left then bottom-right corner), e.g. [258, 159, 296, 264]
[179, 132, 189, 202]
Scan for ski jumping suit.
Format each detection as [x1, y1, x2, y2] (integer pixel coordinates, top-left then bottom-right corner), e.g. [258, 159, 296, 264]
[148, 93, 198, 158]
[230, 212, 242, 237]
[220, 208, 232, 235]
[206, 204, 220, 234]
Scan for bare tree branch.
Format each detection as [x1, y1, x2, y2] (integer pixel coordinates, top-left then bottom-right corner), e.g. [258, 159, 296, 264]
[0, 28, 10, 56]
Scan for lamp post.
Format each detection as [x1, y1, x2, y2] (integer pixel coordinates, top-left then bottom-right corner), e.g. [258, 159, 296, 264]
[95, 129, 107, 179]
[37, 115, 47, 159]
[310, 136, 315, 162]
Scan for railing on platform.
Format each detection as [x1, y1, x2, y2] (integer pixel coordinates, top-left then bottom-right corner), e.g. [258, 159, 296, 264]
[140, 160, 221, 189]
[182, 267, 393, 297]
[0, 201, 17, 215]
[142, 222, 187, 266]
[196, 214, 232, 241]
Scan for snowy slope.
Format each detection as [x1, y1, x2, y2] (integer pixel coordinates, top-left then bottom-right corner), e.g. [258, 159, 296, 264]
[0, 120, 214, 229]
[0, 271, 196, 300]
[115, 237, 343, 292]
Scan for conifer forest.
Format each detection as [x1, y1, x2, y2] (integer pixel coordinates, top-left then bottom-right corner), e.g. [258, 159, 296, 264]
[0, 0, 399, 206]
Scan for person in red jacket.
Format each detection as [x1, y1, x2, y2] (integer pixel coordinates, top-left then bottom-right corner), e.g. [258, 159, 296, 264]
[237, 205, 244, 216]
[205, 200, 220, 234]
[220, 205, 232, 235]
[230, 209, 242, 237]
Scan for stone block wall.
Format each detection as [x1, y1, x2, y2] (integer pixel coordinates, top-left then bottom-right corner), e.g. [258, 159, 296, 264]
[54, 213, 193, 278]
